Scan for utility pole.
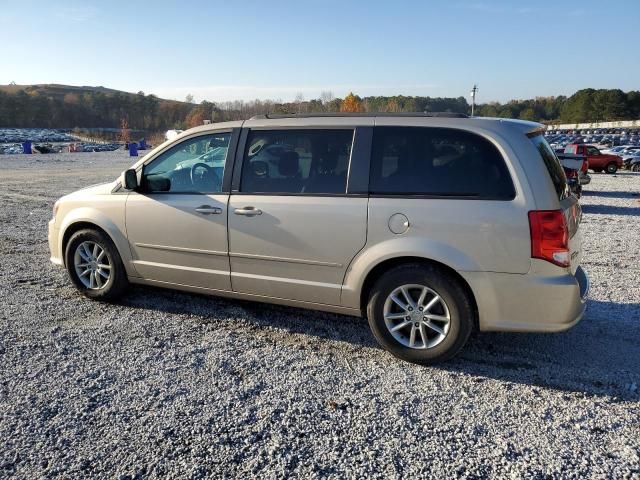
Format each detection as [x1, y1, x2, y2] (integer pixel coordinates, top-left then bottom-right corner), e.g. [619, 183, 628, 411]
[470, 84, 478, 116]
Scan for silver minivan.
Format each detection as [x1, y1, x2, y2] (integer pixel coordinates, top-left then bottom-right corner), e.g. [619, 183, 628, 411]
[49, 113, 589, 363]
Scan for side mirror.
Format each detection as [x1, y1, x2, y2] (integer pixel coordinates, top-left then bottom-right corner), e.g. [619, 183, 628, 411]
[123, 169, 138, 190]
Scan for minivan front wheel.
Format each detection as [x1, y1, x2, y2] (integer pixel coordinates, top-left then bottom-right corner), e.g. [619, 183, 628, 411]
[65, 229, 127, 300]
[366, 264, 473, 364]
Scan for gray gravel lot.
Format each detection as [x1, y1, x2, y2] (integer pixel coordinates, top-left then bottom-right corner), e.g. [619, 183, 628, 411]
[1, 152, 639, 479]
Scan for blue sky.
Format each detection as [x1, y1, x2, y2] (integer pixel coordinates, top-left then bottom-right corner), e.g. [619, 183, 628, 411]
[2, 0, 638, 103]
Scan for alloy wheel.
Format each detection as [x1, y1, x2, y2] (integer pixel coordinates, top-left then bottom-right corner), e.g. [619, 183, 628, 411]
[382, 284, 451, 349]
[73, 241, 111, 289]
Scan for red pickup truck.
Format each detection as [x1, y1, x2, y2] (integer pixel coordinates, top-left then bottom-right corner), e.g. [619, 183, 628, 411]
[564, 144, 623, 173]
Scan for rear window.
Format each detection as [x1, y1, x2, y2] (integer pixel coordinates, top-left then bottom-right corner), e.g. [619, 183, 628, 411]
[564, 145, 577, 154]
[531, 134, 569, 200]
[369, 127, 515, 199]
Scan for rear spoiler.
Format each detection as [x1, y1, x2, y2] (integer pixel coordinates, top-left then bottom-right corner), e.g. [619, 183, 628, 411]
[526, 127, 547, 138]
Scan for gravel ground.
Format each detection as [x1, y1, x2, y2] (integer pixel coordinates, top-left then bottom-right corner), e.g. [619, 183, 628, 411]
[0, 152, 639, 479]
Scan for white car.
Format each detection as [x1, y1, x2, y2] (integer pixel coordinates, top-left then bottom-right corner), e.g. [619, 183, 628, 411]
[601, 145, 635, 155]
[165, 129, 184, 141]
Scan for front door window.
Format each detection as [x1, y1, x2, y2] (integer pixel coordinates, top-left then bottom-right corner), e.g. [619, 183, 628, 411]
[143, 133, 231, 193]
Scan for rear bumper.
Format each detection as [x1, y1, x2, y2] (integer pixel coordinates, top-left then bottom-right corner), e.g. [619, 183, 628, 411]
[579, 173, 591, 185]
[461, 265, 589, 333]
[575, 265, 589, 299]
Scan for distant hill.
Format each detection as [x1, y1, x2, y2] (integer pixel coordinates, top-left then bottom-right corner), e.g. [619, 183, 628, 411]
[0, 83, 186, 104]
[0, 83, 193, 130]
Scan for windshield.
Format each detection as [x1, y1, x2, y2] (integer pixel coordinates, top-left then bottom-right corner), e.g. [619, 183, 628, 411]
[530, 134, 570, 201]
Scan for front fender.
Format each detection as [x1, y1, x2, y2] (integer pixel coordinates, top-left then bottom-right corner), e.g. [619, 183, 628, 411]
[340, 236, 482, 309]
[57, 206, 136, 277]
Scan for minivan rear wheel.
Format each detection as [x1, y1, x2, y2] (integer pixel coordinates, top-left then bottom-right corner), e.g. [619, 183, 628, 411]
[366, 264, 473, 364]
[65, 229, 127, 300]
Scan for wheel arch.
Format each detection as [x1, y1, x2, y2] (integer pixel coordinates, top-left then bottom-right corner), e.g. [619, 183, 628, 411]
[357, 256, 479, 329]
[58, 210, 135, 276]
[61, 221, 112, 266]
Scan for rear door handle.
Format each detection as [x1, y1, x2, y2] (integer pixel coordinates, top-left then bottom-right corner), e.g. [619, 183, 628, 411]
[195, 205, 222, 215]
[234, 206, 262, 216]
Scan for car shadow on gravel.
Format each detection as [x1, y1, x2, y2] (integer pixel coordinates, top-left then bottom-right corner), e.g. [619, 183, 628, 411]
[582, 190, 640, 199]
[581, 204, 640, 216]
[451, 299, 640, 401]
[122, 286, 639, 400]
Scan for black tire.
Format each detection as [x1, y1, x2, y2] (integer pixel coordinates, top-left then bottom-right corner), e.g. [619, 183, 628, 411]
[606, 163, 618, 174]
[64, 228, 128, 300]
[366, 264, 474, 364]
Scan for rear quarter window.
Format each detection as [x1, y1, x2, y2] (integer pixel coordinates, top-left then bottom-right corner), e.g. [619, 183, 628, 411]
[369, 127, 515, 199]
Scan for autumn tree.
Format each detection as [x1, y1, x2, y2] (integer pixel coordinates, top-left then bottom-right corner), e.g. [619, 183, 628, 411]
[340, 92, 364, 113]
[385, 99, 401, 112]
[119, 117, 130, 143]
[185, 109, 205, 128]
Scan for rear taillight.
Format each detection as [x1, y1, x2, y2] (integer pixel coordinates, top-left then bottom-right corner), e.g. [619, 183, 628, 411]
[528, 210, 570, 267]
[581, 160, 588, 173]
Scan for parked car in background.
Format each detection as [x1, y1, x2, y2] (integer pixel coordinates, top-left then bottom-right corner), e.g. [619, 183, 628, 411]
[601, 145, 629, 155]
[165, 129, 184, 141]
[565, 144, 623, 173]
[557, 153, 589, 198]
[622, 151, 640, 170]
[49, 114, 589, 364]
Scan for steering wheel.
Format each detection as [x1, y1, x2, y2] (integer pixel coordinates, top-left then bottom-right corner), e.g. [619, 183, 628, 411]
[190, 162, 219, 189]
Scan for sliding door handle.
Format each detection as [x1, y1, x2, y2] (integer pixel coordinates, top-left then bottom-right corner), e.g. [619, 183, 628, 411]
[234, 206, 262, 216]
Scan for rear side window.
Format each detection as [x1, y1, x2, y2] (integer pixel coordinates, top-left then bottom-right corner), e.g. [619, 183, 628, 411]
[530, 134, 569, 201]
[240, 129, 353, 194]
[586, 146, 600, 156]
[369, 127, 515, 199]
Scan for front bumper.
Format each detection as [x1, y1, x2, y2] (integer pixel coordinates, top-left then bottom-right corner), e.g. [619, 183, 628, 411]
[461, 265, 589, 333]
[48, 219, 63, 266]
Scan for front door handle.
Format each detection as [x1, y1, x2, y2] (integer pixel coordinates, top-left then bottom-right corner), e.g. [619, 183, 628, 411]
[195, 205, 222, 215]
[234, 206, 262, 216]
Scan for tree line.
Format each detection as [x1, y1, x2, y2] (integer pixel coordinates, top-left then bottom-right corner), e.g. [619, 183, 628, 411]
[1, 86, 639, 131]
[0, 89, 191, 130]
[474, 89, 640, 124]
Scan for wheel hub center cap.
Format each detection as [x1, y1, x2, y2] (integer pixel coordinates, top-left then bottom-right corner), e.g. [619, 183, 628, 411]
[410, 311, 423, 322]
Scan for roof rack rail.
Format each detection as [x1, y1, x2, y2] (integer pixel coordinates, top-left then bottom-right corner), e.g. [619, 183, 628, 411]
[249, 112, 469, 120]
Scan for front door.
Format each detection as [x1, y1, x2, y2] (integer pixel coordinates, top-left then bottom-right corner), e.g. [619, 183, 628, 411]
[227, 128, 368, 305]
[126, 131, 236, 291]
